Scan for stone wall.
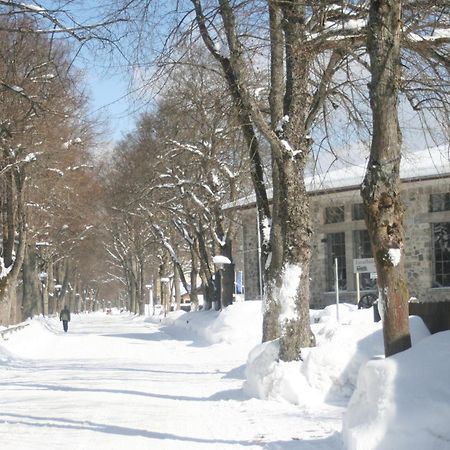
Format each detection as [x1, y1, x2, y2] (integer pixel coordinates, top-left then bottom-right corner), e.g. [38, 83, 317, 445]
[232, 176, 450, 308]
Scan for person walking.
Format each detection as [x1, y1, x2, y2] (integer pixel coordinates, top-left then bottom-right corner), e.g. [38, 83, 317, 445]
[59, 305, 71, 332]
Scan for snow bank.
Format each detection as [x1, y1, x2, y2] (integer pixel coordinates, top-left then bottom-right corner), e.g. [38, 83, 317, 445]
[155, 301, 262, 352]
[1, 315, 144, 360]
[1, 299, 448, 450]
[244, 304, 430, 407]
[343, 331, 450, 450]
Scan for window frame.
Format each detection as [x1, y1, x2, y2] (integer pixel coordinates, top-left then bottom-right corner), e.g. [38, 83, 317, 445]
[326, 232, 347, 291]
[432, 222, 450, 288]
[325, 205, 345, 224]
[430, 193, 450, 213]
[352, 203, 365, 221]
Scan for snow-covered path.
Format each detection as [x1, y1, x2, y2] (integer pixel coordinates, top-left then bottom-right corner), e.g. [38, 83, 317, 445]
[0, 313, 343, 450]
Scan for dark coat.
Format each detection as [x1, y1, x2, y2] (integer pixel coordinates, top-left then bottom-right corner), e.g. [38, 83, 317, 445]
[60, 308, 71, 321]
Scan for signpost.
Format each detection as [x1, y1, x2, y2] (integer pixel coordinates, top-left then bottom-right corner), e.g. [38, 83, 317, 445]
[353, 258, 376, 274]
[353, 258, 377, 305]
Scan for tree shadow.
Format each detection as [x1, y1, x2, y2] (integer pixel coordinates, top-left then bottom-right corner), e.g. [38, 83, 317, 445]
[222, 363, 246, 380]
[102, 326, 212, 348]
[208, 388, 249, 401]
[323, 327, 384, 405]
[1, 355, 228, 377]
[0, 412, 253, 446]
[101, 332, 171, 342]
[0, 412, 343, 449]
[264, 431, 343, 449]
[1, 381, 250, 404]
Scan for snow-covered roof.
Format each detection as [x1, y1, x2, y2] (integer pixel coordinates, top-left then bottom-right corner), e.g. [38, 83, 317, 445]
[224, 145, 450, 210]
[308, 145, 450, 192]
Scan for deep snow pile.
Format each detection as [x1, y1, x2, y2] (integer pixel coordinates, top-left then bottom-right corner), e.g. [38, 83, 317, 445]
[343, 331, 450, 450]
[156, 301, 450, 449]
[148, 301, 263, 357]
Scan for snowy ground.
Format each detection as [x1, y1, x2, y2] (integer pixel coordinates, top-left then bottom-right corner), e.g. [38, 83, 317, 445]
[0, 309, 342, 450]
[1, 302, 449, 450]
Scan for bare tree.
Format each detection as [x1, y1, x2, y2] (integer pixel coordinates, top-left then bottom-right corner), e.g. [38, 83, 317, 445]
[0, 14, 102, 324]
[101, 50, 251, 313]
[365, 0, 412, 357]
[188, 0, 375, 360]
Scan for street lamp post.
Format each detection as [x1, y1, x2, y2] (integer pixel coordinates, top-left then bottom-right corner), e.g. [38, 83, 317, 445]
[145, 284, 153, 316]
[213, 255, 232, 310]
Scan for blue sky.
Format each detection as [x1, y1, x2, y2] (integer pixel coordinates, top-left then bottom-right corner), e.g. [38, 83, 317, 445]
[58, 0, 142, 145]
[86, 69, 135, 144]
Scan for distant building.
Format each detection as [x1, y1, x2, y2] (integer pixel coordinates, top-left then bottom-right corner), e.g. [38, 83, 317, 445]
[227, 147, 450, 308]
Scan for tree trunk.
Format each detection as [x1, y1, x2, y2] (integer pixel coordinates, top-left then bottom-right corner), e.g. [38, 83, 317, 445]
[362, 0, 411, 357]
[0, 278, 16, 326]
[192, 0, 317, 360]
[189, 248, 199, 310]
[196, 228, 215, 309]
[0, 167, 27, 325]
[129, 274, 137, 314]
[174, 264, 181, 310]
[263, 1, 286, 342]
[264, 1, 316, 361]
[73, 276, 81, 313]
[56, 258, 70, 309]
[138, 258, 145, 315]
[159, 258, 171, 316]
[221, 238, 234, 308]
[9, 287, 19, 325]
[22, 244, 41, 320]
[47, 262, 55, 315]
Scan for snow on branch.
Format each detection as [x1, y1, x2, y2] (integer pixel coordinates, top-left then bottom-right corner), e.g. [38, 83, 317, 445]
[0, 152, 38, 176]
[0, 257, 13, 280]
[152, 224, 180, 264]
[167, 139, 205, 158]
[0, 1, 126, 41]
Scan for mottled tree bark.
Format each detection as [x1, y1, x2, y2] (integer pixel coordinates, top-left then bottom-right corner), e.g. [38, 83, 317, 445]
[193, 0, 324, 360]
[189, 246, 200, 310]
[272, 1, 316, 360]
[262, 0, 284, 343]
[0, 167, 27, 326]
[159, 255, 171, 316]
[174, 263, 181, 311]
[220, 238, 234, 308]
[362, 0, 411, 357]
[22, 244, 41, 320]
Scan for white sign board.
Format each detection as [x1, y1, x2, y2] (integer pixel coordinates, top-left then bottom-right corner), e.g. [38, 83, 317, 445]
[353, 258, 376, 274]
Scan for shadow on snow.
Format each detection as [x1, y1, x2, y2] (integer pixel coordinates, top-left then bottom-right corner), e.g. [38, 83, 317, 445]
[0, 412, 342, 449]
[0, 381, 249, 403]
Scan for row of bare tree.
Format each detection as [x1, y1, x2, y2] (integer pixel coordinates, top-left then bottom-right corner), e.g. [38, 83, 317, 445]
[101, 52, 252, 315]
[101, 0, 448, 358]
[1, 2, 448, 361]
[0, 16, 109, 325]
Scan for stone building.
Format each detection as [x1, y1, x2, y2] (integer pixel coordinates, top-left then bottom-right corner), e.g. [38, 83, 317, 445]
[227, 147, 450, 309]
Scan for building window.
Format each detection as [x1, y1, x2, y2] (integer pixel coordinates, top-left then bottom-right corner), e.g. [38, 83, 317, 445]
[353, 229, 377, 289]
[352, 203, 365, 221]
[326, 232, 346, 290]
[235, 271, 245, 294]
[433, 223, 450, 287]
[325, 206, 344, 224]
[430, 193, 450, 212]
